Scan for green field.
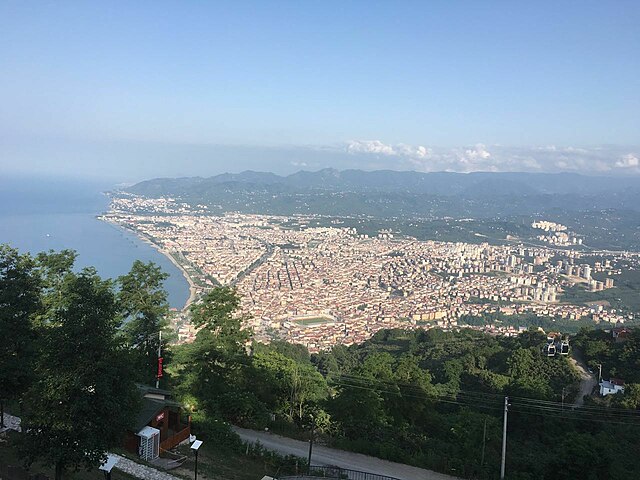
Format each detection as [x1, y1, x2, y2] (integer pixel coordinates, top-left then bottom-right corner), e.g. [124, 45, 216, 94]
[293, 315, 334, 325]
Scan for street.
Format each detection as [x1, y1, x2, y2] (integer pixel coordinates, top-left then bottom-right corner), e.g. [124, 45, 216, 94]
[233, 427, 459, 480]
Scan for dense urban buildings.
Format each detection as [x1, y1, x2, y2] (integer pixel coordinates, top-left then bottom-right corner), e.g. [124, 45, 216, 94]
[102, 194, 635, 352]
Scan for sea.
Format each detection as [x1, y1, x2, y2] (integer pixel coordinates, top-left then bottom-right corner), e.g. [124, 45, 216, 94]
[0, 176, 190, 309]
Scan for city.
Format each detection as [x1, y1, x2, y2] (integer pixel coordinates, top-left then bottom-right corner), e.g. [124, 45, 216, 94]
[103, 194, 635, 352]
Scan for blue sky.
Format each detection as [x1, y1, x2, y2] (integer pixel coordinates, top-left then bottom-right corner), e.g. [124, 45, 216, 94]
[1, 1, 639, 181]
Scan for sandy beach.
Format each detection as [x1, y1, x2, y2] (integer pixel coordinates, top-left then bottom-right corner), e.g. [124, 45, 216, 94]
[158, 246, 199, 310]
[98, 215, 198, 311]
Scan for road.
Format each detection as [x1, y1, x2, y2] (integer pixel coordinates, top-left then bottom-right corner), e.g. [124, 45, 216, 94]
[570, 351, 597, 406]
[234, 427, 459, 480]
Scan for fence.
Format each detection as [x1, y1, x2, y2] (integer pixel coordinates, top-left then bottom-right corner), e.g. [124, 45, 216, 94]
[306, 466, 401, 480]
[159, 424, 191, 451]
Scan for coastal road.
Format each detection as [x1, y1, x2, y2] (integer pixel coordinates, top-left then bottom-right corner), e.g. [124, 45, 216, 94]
[233, 427, 459, 480]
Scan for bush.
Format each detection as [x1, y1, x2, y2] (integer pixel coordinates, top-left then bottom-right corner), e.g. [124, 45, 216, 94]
[189, 411, 243, 451]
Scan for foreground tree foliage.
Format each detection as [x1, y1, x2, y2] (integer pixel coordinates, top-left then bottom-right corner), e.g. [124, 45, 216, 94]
[117, 260, 170, 384]
[0, 246, 154, 479]
[251, 343, 327, 425]
[20, 267, 139, 480]
[173, 287, 258, 422]
[0, 246, 42, 426]
[172, 288, 330, 428]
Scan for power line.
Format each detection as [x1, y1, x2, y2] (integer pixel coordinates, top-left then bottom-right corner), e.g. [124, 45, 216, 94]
[327, 372, 640, 424]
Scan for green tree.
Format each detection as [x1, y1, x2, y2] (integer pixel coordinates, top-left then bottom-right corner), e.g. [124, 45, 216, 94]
[613, 383, 640, 409]
[117, 260, 169, 384]
[506, 347, 553, 399]
[20, 268, 139, 480]
[252, 348, 327, 424]
[35, 249, 77, 321]
[175, 287, 253, 420]
[0, 245, 42, 426]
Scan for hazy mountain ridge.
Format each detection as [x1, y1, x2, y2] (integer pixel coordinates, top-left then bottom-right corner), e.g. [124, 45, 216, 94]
[128, 169, 640, 198]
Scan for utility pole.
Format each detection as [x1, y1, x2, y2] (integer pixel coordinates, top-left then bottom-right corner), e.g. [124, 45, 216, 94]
[561, 387, 566, 411]
[156, 330, 162, 389]
[598, 364, 602, 384]
[480, 417, 487, 468]
[500, 396, 509, 480]
[307, 417, 315, 474]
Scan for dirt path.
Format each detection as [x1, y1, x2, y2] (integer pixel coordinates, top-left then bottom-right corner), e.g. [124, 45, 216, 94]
[570, 351, 597, 406]
[234, 426, 459, 480]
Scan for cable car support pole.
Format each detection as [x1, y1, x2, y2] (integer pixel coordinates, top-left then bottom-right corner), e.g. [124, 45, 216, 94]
[500, 396, 509, 480]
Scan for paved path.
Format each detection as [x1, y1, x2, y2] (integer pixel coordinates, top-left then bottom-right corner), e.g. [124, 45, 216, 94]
[110, 454, 181, 480]
[234, 427, 459, 480]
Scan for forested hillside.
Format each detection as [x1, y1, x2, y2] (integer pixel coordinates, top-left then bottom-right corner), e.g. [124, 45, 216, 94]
[574, 328, 640, 409]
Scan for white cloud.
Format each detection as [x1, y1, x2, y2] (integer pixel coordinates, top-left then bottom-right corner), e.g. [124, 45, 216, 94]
[347, 140, 396, 156]
[346, 140, 432, 160]
[463, 144, 491, 161]
[615, 154, 639, 168]
[344, 140, 640, 174]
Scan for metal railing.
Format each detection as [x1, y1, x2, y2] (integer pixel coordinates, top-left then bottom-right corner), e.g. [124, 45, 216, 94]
[304, 466, 402, 480]
[159, 424, 191, 451]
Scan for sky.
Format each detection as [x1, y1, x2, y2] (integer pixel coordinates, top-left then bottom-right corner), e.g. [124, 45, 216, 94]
[1, 0, 639, 182]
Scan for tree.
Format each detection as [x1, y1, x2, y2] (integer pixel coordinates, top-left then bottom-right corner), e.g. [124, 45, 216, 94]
[117, 260, 169, 384]
[613, 383, 640, 410]
[0, 245, 42, 426]
[36, 250, 77, 326]
[175, 287, 252, 418]
[20, 268, 139, 480]
[252, 348, 327, 424]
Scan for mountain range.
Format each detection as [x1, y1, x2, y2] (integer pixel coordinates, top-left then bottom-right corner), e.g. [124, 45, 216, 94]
[121, 169, 640, 250]
[127, 169, 640, 198]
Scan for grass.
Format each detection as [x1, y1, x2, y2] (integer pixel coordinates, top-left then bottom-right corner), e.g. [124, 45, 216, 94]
[561, 283, 640, 313]
[1, 431, 297, 480]
[171, 441, 306, 480]
[293, 315, 334, 326]
[0, 432, 137, 480]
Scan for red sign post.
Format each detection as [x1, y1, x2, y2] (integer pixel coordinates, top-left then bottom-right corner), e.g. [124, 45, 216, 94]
[157, 356, 164, 379]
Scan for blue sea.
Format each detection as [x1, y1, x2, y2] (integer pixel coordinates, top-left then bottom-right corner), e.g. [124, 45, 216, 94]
[0, 176, 190, 309]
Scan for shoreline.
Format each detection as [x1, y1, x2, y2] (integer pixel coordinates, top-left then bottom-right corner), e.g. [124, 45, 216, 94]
[158, 245, 199, 311]
[98, 215, 198, 311]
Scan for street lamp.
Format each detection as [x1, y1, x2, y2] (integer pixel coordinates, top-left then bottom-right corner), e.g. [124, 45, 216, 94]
[99, 454, 119, 480]
[191, 439, 203, 480]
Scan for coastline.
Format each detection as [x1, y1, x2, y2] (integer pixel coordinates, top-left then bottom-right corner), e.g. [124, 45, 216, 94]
[98, 215, 198, 311]
[158, 245, 199, 311]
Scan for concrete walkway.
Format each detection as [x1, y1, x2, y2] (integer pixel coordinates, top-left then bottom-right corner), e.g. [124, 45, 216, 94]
[110, 454, 181, 480]
[234, 427, 459, 480]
